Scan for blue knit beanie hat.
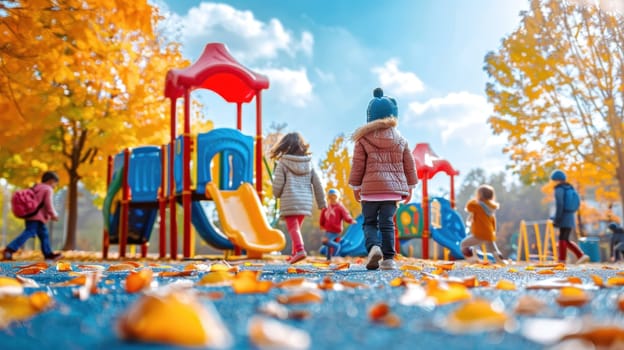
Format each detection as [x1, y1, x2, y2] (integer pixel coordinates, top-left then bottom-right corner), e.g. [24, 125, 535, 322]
[327, 188, 340, 197]
[367, 88, 398, 123]
[550, 169, 566, 181]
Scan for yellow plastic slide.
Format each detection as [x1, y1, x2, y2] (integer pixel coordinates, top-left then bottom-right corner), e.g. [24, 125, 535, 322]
[205, 182, 286, 258]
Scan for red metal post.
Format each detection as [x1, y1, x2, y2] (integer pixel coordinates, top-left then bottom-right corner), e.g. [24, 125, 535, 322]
[159, 144, 167, 259]
[182, 90, 192, 258]
[102, 155, 113, 259]
[119, 148, 131, 258]
[255, 91, 263, 200]
[236, 102, 242, 131]
[450, 175, 456, 209]
[422, 174, 429, 259]
[169, 98, 178, 259]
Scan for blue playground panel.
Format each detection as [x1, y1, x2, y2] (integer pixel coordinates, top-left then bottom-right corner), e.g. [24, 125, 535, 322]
[196, 128, 254, 192]
[106, 128, 258, 251]
[108, 146, 162, 244]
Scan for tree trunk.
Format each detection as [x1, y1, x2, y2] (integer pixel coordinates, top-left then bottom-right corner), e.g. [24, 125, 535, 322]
[62, 174, 78, 250]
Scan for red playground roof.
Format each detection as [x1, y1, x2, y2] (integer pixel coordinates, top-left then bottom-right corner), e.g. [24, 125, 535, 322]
[164, 43, 269, 103]
[412, 143, 459, 180]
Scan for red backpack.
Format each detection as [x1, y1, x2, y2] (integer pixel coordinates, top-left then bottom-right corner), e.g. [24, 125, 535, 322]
[11, 186, 44, 219]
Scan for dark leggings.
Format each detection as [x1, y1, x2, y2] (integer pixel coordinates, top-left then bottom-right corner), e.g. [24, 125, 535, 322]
[559, 227, 572, 241]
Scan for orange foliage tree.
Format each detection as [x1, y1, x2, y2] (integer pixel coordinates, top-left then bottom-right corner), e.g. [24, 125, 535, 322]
[485, 0, 624, 210]
[0, 0, 187, 249]
[319, 134, 360, 218]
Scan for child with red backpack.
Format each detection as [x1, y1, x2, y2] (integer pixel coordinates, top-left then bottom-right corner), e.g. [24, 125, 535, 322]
[3, 171, 63, 261]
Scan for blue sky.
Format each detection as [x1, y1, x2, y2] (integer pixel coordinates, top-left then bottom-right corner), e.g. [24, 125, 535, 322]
[156, 0, 529, 193]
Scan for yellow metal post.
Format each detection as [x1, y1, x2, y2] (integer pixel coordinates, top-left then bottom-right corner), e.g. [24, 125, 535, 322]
[533, 222, 543, 263]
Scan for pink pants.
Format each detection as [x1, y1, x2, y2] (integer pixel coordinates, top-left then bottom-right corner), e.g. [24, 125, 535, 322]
[285, 215, 305, 254]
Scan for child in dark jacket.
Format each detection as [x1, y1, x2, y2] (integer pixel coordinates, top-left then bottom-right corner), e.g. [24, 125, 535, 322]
[320, 188, 354, 260]
[349, 88, 418, 271]
[551, 169, 589, 264]
[609, 223, 624, 262]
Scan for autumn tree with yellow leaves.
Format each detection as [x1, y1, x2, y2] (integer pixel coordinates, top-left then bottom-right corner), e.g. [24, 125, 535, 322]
[319, 135, 360, 218]
[485, 0, 624, 211]
[0, 0, 187, 249]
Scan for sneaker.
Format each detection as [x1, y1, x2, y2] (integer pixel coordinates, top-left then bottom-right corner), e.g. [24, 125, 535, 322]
[289, 251, 306, 264]
[44, 252, 63, 261]
[366, 246, 382, 270]
[380, 259, 398, 270]
[2, 248, 13, 261]
[576, 255, 590, 264]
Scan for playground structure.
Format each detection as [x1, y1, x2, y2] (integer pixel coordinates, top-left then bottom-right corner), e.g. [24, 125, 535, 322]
[325, 143, 467, 260]
[102, 43, 286, 259]
[515, 219, 557, 263]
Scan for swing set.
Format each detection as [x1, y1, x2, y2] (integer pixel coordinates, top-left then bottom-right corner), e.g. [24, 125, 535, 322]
[516, 219, 557, 263]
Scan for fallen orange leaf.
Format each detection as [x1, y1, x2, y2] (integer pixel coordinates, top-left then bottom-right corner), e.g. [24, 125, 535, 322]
[556, 287, 589, 307]
[446, 299, 508, 333]
[434, 262, 455, 271]
[107, 264, 136, 272]
[340, 280, 368, 289]
[591, 274, 604, 288]
[607, 276, 624, 287]
[125, 269, 153, 293]
[17, 262, 48, 270]
[56, 261, 72, 272]
[318, 276, 335, 290]
[232, 271, 272, 294]
[274, 278, 306, 289]
[16, 267, 45, 275]
[158, 271, 194, 278]
[560, 326, 624, 347]
[276, 291, 322, 305]
[197, 271, 234, 285]
[29, 291, 53, 311]
[55, 275, 87, 287]
[286, 267, 314, 274]
[331, 263, 350, 271]
[118, 292, 232, 348]
[368, 302, 390, 321]
[495, 280, 516, 291]
[400, 264, 423, 271]
[567, 276, 582, 284]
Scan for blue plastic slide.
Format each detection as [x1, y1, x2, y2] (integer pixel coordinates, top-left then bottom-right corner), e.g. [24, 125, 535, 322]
[322, 215, 368, 257]
[190, 201, 235, 250]
[430, 202, 466, 259]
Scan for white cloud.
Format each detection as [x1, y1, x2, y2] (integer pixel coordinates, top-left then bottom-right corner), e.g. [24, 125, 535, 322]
[371, 59, 425, 96]
[169, 2, 313, 62]
[407, 91, 504, 147]
[256, 68, 313, 107]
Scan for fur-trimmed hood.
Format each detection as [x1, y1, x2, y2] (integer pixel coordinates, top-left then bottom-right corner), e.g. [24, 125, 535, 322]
[277, 154, 312, 175]
[351, 117, 399, 148]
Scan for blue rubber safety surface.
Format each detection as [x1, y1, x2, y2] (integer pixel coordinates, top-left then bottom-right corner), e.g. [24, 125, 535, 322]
[1, 260, 623, 350]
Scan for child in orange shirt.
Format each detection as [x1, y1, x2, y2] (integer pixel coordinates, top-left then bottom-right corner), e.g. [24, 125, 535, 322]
[460, 184, 507, 264]
[319, 188, 354, 260]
